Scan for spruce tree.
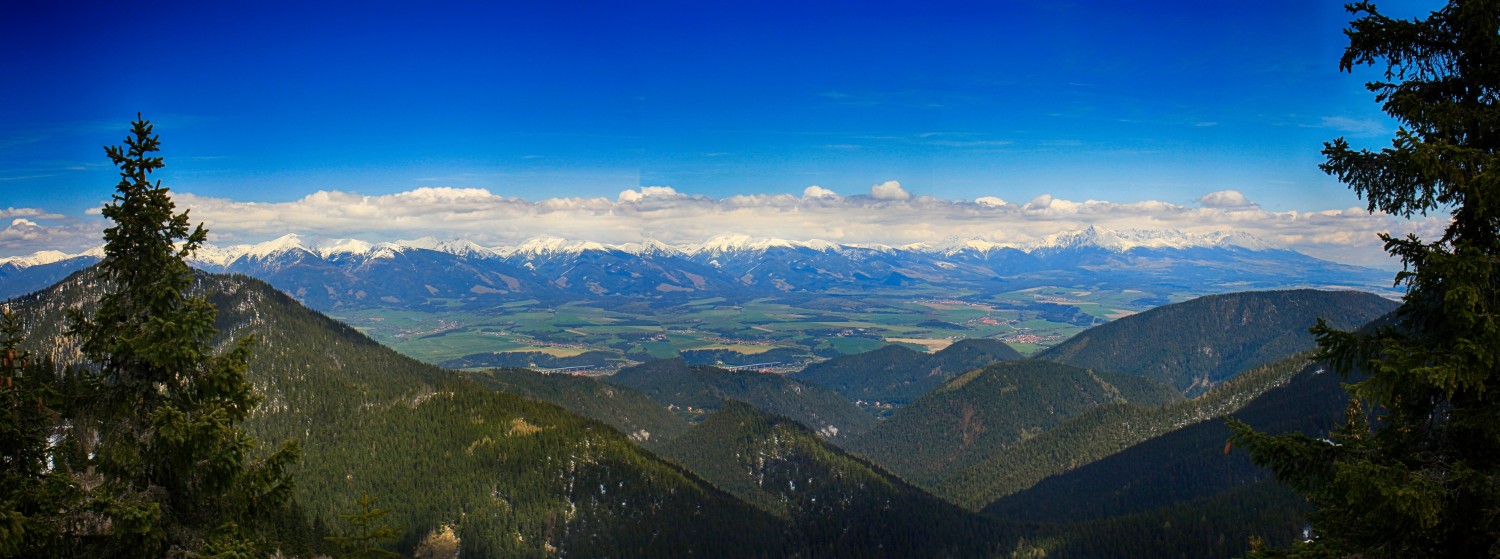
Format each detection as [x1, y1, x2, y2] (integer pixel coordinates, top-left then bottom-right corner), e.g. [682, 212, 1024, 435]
[65, 115, 298, 557]
[324, 495, 399, 559]
[0, 306, 78, 557]
[1230, 2, 1499, 557]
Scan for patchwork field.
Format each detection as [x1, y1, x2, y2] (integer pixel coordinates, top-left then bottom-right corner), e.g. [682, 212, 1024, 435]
[329, 285, 1186, 370]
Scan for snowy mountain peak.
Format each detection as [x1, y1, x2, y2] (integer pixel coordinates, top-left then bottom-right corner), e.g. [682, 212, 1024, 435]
[365, 244, 406, 260]
[508, 236, 572, 256]
[847, 243, 897, 253]
[187, 243, 241, 267]
[393, 237, 494, 258]
[392, 236, 443, 251]
[616, 238, 683, 257]
[243, 234, 312, 259]
[1202, 231, 1278, 251]
[1032, 226, 1122, 251]
[571, 241, 610, 253]
[443, 239, 495, 258]
[694, 233, 754, 254]
[686, 233, 798, 255]
[799, 239, 843, 252]
[926, 236, 1014, 255]
[0, 250, 75, 268]
[504, 236, 612, 257]
[1027, 227, 1278, 253]
[318, 238, 377, 257]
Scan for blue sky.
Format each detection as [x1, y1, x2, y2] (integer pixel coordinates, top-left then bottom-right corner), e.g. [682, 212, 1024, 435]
[0, 1, 1447, 265]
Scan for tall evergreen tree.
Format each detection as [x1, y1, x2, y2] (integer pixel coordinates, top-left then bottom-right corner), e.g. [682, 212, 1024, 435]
[0, 305, 78, 557]
[1230, 2, 1500, 557]
[65, 116, 298, 557]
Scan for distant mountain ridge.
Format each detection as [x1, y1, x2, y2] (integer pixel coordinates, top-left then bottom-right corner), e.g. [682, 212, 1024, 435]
[2, 227, 1393, 307]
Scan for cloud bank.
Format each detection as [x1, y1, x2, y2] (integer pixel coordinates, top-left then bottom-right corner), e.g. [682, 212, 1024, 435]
[1, 216, 104, 258]
[1, 185, 1447, 269]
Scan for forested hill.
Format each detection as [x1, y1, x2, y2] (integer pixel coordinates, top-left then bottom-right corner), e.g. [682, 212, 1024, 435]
[1037, 289, 1397, 395]
[657, 401, 1007, 558]
[7, 271, 794, 557]
[607, 357, 878, 441]
[465, 367, 691, 446]
[11, 271, 445, 417]
[850, 360, 1181, 486]
[934, 352, 1315, 510]
[989, 356, 1353, 558]
[792, 338, 1024, 406]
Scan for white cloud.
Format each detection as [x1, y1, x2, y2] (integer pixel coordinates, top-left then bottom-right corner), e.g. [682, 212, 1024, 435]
[803, 185, 840, 199]
[870, 180, 910, 200]
[1199, 189, 1256, 208]
[0, 215, 105, 257]
[1026, 191, 1050, 209]
[1023, 194, 1080, 213]
[1025, 194, 1054, 211]
[0, 207, 64, 220]
[618, 186, 683, 203]
[0, 184, 1446, 268]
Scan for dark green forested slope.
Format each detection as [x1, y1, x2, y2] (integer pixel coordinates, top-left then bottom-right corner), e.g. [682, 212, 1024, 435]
[10, 272, 789, 558]
[13, 270, 450, 426]
[932, 337, 1024, 366]
[935, 352, 1313, 510]
[793, 338, 1023, 406]
[607, 358, 877, 441]
[1018, 480, 1306, 559]
[850, 360, 1181, 486]
[657, 401, 1007, 558]
[608, 357, 724, 410]
[1037, 289, 1395, 395]
[465, 367, 691, 446]
[295, 381, 787, 558]
[991, 359, 1352, 558]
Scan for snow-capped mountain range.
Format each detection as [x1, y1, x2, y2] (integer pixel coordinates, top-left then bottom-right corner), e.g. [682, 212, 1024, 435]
[18, 226, 1272, 265]
[2, 227, 1390, 310]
